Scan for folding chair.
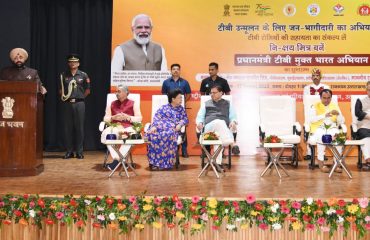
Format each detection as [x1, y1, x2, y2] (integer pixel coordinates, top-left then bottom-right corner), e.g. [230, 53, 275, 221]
[350, 95, 367, 169]
[144, 95, 185, 169]
[197, 95, 237, 170]
[259, 96, 301, 167]
[98, 93, 140, 167]
[303, 95, 347, 169]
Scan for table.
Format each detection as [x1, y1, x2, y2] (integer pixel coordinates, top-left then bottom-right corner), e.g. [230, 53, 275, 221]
[103, 139, 144, 178]
[198, 139, 224, 179]
[321, 140, 364, 179]
[261, 143, 292, 178]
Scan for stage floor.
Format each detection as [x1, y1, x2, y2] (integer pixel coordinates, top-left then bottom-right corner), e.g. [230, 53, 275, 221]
[0, 151, 369, 199]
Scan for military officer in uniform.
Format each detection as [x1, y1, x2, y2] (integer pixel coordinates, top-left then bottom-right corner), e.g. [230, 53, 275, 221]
[0, 48, 47, 94]
[59, 54, 91, 159]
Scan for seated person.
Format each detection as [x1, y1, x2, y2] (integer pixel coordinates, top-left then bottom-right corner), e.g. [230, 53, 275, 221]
[355, 81, 370, 171]
[196, 85, 237, 169]
[145, 89, 189, 170]
[101, 85, 142, 170]
[303, 68, 330, 160]
[308, 89, 345, 173]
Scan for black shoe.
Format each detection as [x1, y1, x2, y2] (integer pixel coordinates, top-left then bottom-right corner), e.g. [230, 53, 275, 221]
[107, 160, 119, 171]
[232, 145, 240, 155]
[216, 164, 224, 173]
[63, 152, 74, 159]
[324, 156, 328, 160]
[76, 153, 84, 159]
[304, 155, 312, 160]
[182, 152, 189, 158]
[362, 163, 370, 171]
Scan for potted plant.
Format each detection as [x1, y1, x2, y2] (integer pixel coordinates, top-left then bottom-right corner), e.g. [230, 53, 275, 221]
[332, 131, 347, 145]
[105, 122, 119, 140]
[130, 122, 143, 139]
[321, 122, 333, 143]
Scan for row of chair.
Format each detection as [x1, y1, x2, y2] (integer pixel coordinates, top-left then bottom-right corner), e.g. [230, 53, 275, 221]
[259, 95, 367, 169]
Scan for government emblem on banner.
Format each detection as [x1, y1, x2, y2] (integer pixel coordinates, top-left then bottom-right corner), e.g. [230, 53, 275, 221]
[223, 4, 230, 16]
[283, 4, 296, 17]
[358, 4, 370, 16]
[333, 4, 344, 16]
[1, 97, 15, 119]
[307, 4, 320, 16]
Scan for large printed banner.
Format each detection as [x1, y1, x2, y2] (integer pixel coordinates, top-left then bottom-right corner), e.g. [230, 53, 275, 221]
[112, 0, 370, 155]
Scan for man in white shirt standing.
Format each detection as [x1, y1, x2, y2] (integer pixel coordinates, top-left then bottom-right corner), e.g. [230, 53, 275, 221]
[303, 68, 330, 160]
[111, 14, 167, 71]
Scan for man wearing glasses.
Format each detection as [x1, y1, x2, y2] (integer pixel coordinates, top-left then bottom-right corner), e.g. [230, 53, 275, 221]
[196, 85, 237, 169]
[111, 14, 167, 71]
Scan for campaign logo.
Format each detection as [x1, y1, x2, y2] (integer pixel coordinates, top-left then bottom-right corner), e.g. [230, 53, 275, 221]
[307, 4, 320, 16]
[333, 4, 344, 16]
[255, 4, 273, 16]
[283, 4, 296, 17]
[223, 4, 230, 16]
[358, 4, 370, 16]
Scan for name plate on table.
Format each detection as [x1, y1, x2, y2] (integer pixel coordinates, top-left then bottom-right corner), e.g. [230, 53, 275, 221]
[263, 143, 284, 148]
[125, 139, 145, 144]
[345, 140, 364, 146]
[199, 139, 223, 145]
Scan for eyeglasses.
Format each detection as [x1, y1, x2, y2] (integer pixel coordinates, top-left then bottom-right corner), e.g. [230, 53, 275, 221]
[135, 25, 151, 30]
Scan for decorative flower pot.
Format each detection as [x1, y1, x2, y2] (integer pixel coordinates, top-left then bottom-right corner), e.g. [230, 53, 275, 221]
[106, 133, 117, 140]
[321, 134, 332, 144]
[130, 133, 142, 140]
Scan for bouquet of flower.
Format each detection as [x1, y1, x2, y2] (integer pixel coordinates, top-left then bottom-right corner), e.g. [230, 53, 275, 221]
[132, 122, 143, 133]
[332, 132, 346, 145]
[118, 131, 130, 140]
[203, 132, 219, 140]
[264, 135, 282, 143]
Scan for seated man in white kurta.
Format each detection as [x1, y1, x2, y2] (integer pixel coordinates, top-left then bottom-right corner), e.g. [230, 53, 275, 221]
[101, 85, 142, 170]
[308, 89, 345, 173]
[196, 85, 237, 169]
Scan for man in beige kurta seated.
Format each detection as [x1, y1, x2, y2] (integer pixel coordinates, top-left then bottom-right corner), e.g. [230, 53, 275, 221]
[308, 89, 345, 173]
[101, 85, 142, 170]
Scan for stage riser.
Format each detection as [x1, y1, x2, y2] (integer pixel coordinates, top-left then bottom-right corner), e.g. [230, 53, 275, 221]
[0, 219, 368, 240]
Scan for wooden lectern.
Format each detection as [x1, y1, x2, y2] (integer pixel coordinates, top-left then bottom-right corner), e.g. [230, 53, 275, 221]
[0, 81, 44, 176]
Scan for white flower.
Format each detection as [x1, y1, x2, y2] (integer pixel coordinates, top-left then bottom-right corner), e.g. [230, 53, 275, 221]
[97, 215, 105, 221]
[236, 217, 245, 222]
[306, 197, 313, 205]
[226, 224, 236, 230]
[97, 206, 104, 211]
[109, 213, 116, 221]
[272, 223, 282, 230]
[326, 208, 336, 215]
[337, 216, 344, 223]
[200, 213, 208, 221]
[29, 209, 35, 218]
[270, 203, 279, 213]
[224, 209, 229, 214]
[84, 200, 91, 206]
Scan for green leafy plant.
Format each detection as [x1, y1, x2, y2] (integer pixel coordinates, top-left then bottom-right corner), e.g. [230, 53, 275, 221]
[332, 132, 347, 145]
[132, 122, 143, 133]
[203, 132, 219, 140]
[105, 122, 119, 133]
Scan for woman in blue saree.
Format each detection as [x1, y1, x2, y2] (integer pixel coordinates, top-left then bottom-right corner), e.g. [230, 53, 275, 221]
[146, 89, 189, 170]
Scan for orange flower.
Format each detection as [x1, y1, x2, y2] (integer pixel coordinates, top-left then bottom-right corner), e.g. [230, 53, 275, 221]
[267, 200, 274, 205]
[328, 198, 338, 207]
[19, 218, 28, 226]
[156, 207, 164, 214]
[346, 216, 356, 223]
[108, 223, 117, 230]
[117, 203, 126, 211]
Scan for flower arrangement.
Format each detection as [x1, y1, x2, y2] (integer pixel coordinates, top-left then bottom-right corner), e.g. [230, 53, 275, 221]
[264, 135, 282, 143]
[332, 132, 347, 145]
[132, 122, 143, 133]
[0, 194, 368, 238]
[322, 122, 333, 135]
[203, 132, 219, 140]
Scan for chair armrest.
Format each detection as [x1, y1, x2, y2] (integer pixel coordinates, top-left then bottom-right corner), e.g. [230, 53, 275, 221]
[294, 122, 302, 135]
[303, 123, 310, 141]
[180, 125, 186, 133]
[259, 124, 265, 141]
[99, 121, 106, 132]
[350, 124, 358, 140]
[144, 123, 151, 132]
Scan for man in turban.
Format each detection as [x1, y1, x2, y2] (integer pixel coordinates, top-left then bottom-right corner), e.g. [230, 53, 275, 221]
[0, 48, 47, 94]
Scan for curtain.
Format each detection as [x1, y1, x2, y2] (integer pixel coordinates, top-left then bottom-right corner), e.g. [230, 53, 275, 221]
[30, 0, 113, 151]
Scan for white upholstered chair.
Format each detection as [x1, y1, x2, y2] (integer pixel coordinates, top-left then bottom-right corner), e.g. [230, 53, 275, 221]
[350, 95, 367, 169]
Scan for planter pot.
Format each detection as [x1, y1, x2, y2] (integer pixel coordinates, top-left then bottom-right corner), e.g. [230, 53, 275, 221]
[322, 134, 332, 144]
[130, 133, 142, 140]
[106, 133, 117, 140]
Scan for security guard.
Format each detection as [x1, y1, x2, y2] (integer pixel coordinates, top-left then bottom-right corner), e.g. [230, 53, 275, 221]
[59, 54, 91, 159]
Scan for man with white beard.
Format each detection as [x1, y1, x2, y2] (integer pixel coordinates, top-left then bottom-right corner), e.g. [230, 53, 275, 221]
[111, 14, 167, 71]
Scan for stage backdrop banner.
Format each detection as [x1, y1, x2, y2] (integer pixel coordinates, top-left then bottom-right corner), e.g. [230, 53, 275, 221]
[112, 0, 370, 155]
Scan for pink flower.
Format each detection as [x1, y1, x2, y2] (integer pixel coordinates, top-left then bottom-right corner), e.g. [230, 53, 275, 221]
[258, 223, 268, 230]
[320, 226, 330, 232]
[246, 194, 256, 204]
[232, 201, 239, 207]
[291, 201, 301, 210]
[154, 197, 162, 205]
[55, 212, 64, 220]
[358, 197, 369, 208]
[317, 217, 325, 225]
[97, 215, 105, 221]
[306, 224, 315, 230]
[366, 223, 370, 230]
[10, 197, 18, 202]
[0, 202, 4, 207]
[200, 213, 208, 221]
[192, 196, 200, 204]
[281, 206, 290, 214]
[175, 201, 183, 210]
[257, 215, 264, 221]
[128, 196, 136, 203]
[133, 204, 139, 211]
[365, 216, 370, 222]
[29, 201, 35, 208]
